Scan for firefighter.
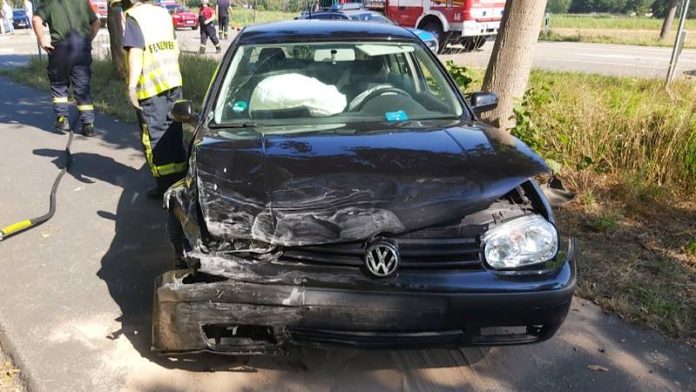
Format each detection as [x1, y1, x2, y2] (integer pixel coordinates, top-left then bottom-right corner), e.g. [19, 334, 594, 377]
[122, 0, 186, 199]
[32, 0, 100, 136]
[123, 0, 188, 267]
[217, 0, 230, 40]
[198, 0, 220, 54]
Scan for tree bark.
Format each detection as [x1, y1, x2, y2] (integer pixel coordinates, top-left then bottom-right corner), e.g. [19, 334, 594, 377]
[107, 2, 126, 80]
[660, 0, 680, 41]
[481, 0, 548, 131]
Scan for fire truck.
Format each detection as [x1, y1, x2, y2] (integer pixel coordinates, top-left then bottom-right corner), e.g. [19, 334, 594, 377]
[366, 0, 505, 53]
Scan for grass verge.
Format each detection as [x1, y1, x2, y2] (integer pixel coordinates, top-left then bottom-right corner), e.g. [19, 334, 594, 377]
[541, 14, 696, 48]
[2, 55, 694, 341]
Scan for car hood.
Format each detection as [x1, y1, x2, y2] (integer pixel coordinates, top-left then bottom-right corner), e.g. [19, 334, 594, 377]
[194, 120, 548, 246]
[406, 27, 436, 41]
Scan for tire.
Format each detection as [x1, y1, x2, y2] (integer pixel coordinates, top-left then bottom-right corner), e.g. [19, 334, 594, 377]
[192, 24, 199, 30]
[420, 21, 446, 54]
[460, 36, 486, 52]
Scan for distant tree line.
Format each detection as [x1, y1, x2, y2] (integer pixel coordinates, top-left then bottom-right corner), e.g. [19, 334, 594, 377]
[547, 0, 695, 17]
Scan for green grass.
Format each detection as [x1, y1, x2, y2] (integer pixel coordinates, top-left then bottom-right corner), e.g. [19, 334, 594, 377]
[686, 238, 696, 255]
[229, 9, 296, 28]
[594, 213, 619, 231]
[549, 14, 696, 30]
[541, 14, 696, 48]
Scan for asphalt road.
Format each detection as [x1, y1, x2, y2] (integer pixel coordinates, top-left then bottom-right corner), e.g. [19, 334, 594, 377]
[0, 70, 695, 390]
[2, 27, 696, 79]
[441, 40, 696, 79]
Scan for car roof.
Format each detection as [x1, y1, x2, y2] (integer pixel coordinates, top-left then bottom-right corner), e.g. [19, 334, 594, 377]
[238, 20, 418, 45]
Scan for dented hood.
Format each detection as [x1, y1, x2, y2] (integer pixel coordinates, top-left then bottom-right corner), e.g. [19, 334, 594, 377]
[194, 120, 548, 246]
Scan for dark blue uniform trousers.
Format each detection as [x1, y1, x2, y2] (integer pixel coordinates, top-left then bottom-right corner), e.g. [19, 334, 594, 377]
[47, 31, 94, 125]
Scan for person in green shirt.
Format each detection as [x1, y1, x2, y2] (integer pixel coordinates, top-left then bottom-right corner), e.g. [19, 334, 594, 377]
[33, 0, 101, 136]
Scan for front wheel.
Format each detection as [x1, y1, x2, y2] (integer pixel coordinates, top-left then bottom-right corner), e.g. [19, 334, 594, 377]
[420, 21, 446, 54]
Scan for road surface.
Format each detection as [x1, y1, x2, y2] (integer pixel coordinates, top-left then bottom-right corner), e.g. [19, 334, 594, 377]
[441, 40, 696, 79]
[0, 74, 694, 390]
[2, 27, 696, 79]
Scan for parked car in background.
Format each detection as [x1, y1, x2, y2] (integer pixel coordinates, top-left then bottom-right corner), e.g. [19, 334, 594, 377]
[12, 9, 28, 29]
[299, 6, 439, 53]
[163, 3, 199, 30]
[89, 0, 108, 27]
[154, 20, 577, 355]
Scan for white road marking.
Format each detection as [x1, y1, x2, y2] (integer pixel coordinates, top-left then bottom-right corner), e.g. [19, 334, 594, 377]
[575, 52, 696, 64]
[537, 56, 668, 70]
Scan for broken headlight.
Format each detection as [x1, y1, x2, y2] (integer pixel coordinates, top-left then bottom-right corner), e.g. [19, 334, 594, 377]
[482, 215, 558, 269]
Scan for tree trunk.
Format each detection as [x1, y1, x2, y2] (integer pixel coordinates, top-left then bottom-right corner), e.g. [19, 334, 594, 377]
[107, 3, 126, 80]
[481, 0, 548, 131]
[660, 0, 680, 41]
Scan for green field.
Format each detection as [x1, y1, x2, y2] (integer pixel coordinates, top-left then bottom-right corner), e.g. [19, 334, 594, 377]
[550, 14, 696, 30]
[543, 14, 696, 48]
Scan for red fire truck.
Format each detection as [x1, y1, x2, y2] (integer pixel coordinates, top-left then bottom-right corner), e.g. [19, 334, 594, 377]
[369, 0, 505, 53]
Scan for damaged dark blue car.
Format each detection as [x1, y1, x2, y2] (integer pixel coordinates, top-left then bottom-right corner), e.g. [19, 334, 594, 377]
[155, 20, 577, 355]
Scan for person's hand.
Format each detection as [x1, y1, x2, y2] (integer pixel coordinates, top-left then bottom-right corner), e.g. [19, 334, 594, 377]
[38, 36, 54, 52]
[128, 87, 141, 110]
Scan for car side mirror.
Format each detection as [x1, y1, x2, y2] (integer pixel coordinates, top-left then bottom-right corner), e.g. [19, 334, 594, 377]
[469, 92, 498, 114]
[171, 100, 199, 124]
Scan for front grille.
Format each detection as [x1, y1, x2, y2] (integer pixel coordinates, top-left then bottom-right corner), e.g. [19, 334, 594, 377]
[279, 236, 482, 271]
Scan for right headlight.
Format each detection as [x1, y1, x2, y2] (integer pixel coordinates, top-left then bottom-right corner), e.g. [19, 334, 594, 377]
[482, 215, 558, 270]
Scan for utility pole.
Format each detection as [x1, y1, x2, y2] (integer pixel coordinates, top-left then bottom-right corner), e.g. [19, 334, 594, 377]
[665, 0, 690, 87]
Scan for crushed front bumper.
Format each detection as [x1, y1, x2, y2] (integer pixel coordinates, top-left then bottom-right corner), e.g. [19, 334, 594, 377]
[152, 240, 576, 355]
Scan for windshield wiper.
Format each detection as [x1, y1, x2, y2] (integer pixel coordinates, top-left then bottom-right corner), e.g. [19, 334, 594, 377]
[208, 121, 257, 129]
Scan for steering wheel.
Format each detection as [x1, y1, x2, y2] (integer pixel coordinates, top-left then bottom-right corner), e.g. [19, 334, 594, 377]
[349, 86, 413, 112]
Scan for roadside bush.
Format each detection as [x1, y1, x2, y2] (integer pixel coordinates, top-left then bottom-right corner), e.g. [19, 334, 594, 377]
[446, 62, 696, 195]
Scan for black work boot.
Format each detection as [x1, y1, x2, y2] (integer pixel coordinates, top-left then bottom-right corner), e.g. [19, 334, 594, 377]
[215, 44, 221, 54]
[199, 46, 205, 54]
[81, 123, 95, 137]
[54, 116, 70, 134]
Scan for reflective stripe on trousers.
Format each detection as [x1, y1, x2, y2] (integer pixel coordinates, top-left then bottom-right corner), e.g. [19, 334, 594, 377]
[47, 32, 95, 124]
[140, 123, 187, 177]
[136, 86, 187, 178]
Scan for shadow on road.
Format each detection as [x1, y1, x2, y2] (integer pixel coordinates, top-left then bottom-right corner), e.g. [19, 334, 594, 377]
[0, 54, 31, 71]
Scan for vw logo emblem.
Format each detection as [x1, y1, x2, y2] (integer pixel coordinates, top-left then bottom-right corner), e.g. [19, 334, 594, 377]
[364, 241, 400, 277]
